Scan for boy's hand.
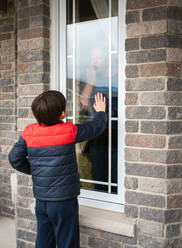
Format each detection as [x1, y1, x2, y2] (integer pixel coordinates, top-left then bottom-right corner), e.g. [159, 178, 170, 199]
[93, 92, 106, 112]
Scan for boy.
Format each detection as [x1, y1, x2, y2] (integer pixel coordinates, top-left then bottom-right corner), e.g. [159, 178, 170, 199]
[8, 90, 107, 248]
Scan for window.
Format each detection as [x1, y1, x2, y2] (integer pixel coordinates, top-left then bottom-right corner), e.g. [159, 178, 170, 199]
[51, 0, 126, 212]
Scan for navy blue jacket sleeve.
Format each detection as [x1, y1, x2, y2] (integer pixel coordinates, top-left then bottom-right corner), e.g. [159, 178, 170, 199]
[8, 136, 31, 175]
[75, 111, 107, 143]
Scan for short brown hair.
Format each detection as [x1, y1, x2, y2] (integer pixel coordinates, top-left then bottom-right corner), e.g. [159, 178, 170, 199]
[31, 90, 66, 126]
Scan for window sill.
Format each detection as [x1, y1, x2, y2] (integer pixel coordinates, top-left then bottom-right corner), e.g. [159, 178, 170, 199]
[79, 205, 136, 237]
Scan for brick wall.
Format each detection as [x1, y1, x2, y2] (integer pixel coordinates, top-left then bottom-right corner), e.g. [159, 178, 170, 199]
[125, 0, 182, 247]
[16, 0, 50, 246]
[0, 0, 16, 218]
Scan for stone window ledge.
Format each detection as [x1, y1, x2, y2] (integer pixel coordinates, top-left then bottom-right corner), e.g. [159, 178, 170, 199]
[79, 205, 136, 237]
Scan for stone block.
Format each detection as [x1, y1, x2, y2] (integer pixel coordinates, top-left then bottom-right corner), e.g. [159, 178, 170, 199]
[19, 63, 28, 74]
[163, 238, 182, 248]
[125, 191, 165, 208]
[167, 48, 182, 63]
[167, 150, 182, 163]
[17, 174, 29, 186]
[126, 0, 167, 9]
[167, 165, 182, 178]
[168, 136, 182, 149]
[18, 27, 49, 40]
[126, 106, 166, 119]
[17, 118, 35, 131]
[141, 149, 182, 164]
[125, 134, 166, 148]
[28, 61, 50, 73]
[31, 0, 49, 4]
[18, 108, 29, 118]
[0, 124, 12, 131]
[126, 49, 166, 64]
[124, 204, 138, 218]
[125, 148, 140, 161]
[125, 120, 139, 132]
[166, 223, 180, 237]
[19, 50, 49, 63]
[167, 6, 182, 21]
[124, 176, 138, 190]
[167, 194, 182, 208]
[18, 186, 34, 198]
[0, 33, 11, 41]
[80, 233, 88, 246]
[142, 7, 167, 21]
[0, 78, 12, 86]
[140, 63, 167, 77]
[140, 207, 181, 223]
[17, 229, 36, 243]
[125, 78, 165, 91]
[16, 239, 34, 248]
[125, 93, 138, 105]
[138, 220, 164, 237]
[125, 162, 166, 178]
[88, 237, 121, 248]
[168, 107, 182, 120]
[17, 218, 29, 230]
[100, 231, 137, 245]
[18, 4, 50, 19]
[138, 178, 167, 193]
[168, 0, 182, 7]
[30, 15, 50, 27]
[28, 38, 50, 50]
[140, 92, 182, 105]
[16, 197, 29, 208]
[17, 96, 34, 107]
[167, 78, 182, 91]
[139, 234, 164, 248]
[19, 73, 49, 84]
[17, 207, 36, 221]
[125, 38, 139, 51]
[141, 121, 182, 134]
[168, 20, 182, 35]
[29, 221, 37, 233]
[127, 21, 167, 37]
[0, 63, 11, 70]
[126, 10, 140, 24]
[18, 0, 29, 8]
[0, 116, 15, 123]
[18, 19, 29, 30]
[125, 65, 139, 78]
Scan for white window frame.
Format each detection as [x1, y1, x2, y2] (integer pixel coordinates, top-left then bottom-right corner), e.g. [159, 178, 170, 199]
[51, 0, 126, 212]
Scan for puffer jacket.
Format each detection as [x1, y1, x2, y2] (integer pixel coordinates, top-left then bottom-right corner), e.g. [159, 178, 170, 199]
[8, 111, 107, 201]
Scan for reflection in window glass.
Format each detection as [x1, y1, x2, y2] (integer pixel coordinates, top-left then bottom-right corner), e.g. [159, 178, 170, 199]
[66, 0, 118, 194]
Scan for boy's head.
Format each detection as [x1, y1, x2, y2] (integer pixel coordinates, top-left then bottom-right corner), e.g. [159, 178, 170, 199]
[31, 90, 66, 126]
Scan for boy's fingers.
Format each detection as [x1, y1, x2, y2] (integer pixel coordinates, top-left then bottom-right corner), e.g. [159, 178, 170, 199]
[97, 92, 99, 102]
[98, 92, 102, 102]
[95, 94, 97, 103]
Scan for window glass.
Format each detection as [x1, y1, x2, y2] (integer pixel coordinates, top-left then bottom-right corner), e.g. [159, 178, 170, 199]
[66, 0, 118, 194]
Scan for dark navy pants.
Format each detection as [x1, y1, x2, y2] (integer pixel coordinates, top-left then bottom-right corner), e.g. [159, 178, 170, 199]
[35, 198, 80, 248]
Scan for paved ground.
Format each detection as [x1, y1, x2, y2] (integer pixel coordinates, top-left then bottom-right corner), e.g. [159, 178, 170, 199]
[0, 217, 16, 248]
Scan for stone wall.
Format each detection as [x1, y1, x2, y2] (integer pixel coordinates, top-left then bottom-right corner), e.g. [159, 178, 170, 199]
[0, 0, 16, 218]
[16, 0, 50, 246]
[125, 0, 182, 247]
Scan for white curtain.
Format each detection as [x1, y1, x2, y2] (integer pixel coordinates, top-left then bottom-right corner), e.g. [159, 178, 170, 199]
[90, 0, 109, 19]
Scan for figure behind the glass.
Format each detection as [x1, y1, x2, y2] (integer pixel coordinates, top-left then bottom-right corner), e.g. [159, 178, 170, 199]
[80, 46, 118, 192]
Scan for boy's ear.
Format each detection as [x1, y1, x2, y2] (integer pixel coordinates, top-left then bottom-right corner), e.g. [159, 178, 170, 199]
[59, 109, 67, 120]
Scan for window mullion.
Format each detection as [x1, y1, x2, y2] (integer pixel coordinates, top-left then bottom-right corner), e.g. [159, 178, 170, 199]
[108, 0, 112, 194]
[73, 0, 76, 124]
